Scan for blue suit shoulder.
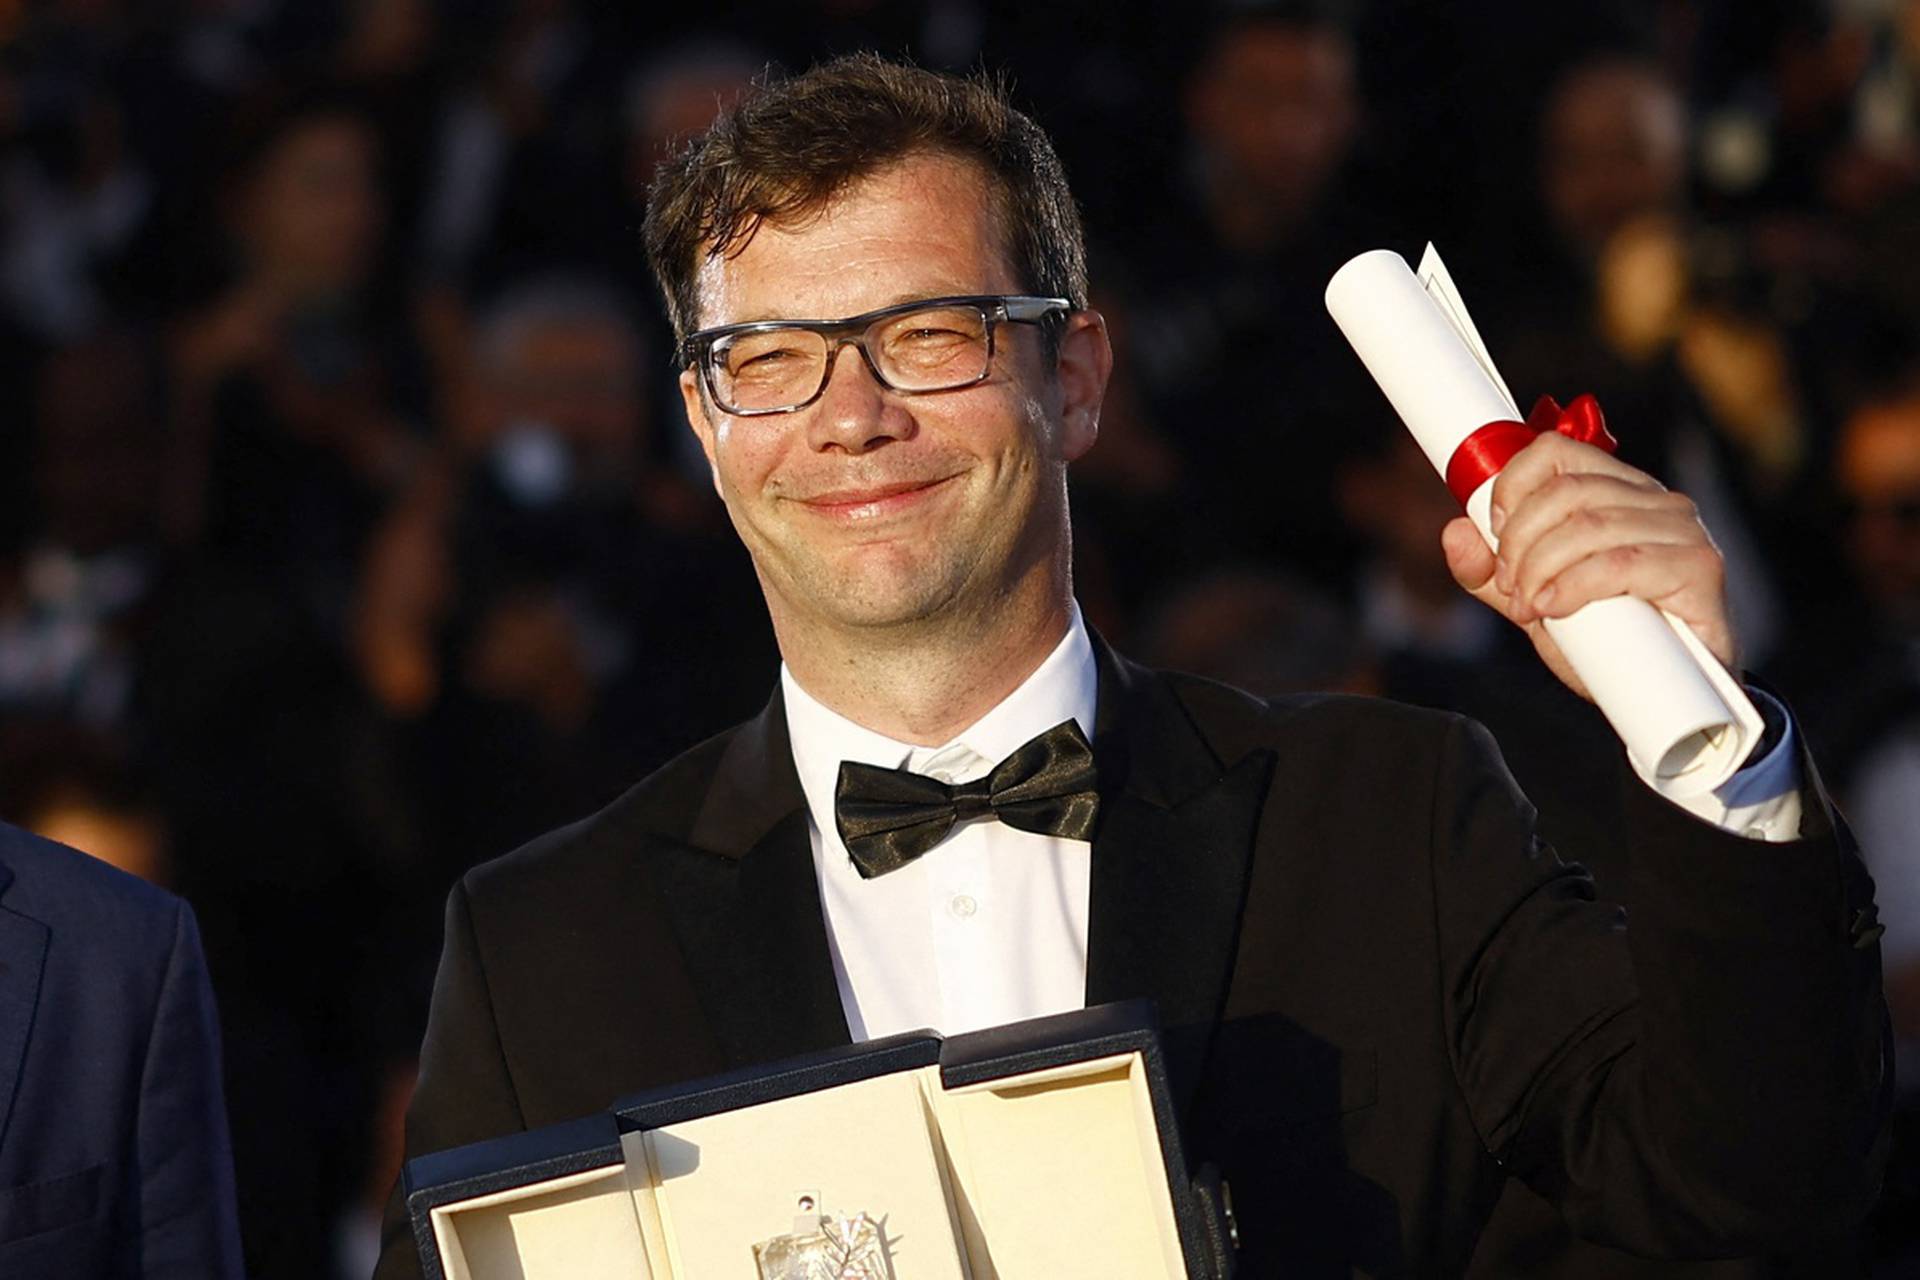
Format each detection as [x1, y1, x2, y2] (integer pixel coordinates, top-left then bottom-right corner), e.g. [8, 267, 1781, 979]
[0, 821, 188, 946]
[0, 821, 244, 1278]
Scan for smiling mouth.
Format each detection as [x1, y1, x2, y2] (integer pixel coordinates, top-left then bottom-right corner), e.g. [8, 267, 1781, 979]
[793, 475, 958, 521]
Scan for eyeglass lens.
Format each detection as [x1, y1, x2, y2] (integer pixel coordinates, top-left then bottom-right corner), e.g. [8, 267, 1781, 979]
[711, 303, 991, 412]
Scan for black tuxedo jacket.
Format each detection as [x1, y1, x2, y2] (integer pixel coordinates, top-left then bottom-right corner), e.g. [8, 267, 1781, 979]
[376, 647, 1889, 1278]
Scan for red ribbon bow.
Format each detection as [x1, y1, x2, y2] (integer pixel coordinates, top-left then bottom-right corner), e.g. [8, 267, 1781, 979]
[1443, 393, 1619, 507]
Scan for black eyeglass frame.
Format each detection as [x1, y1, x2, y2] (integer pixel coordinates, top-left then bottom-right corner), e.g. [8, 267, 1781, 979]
[677, 293, 1074, 417]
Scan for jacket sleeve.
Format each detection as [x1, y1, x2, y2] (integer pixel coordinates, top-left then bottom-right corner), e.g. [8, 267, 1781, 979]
[374, 878, 528, 1280]
[135, 899, 245, 1279]
[1434, 714, 1892, 1257]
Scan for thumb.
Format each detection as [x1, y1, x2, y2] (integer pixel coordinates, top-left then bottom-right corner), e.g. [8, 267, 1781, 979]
[1441, 516, 1497, 596]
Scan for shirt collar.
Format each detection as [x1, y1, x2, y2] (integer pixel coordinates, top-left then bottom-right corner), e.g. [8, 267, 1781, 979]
[781, 604, 1098, 836]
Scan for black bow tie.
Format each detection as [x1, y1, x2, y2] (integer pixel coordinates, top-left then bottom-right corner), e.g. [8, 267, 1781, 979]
[834, 719, 1101, 879]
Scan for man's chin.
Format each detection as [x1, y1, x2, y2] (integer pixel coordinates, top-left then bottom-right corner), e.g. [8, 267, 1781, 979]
[773, 562, 972, 635]
[821, 586, 960, 633]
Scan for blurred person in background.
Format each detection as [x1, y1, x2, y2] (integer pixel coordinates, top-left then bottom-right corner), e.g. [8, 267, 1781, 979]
[410, 0, 639, 297]
[136, 83, 430, 1278]
[1817, 388, 1920, 1049]
[0, 41, 154, 345]
[1176, 2, 1360, 261]
[1538, 58, 1689, 267]
[333, 0, 444, 232]
[1852, 0, 1920, 352]
[621, 41, 765, 244]
[168, 82, 425, 633]
[1689, 0, 1880, 227]
[1823, 383, 1920, 1273]
[1684, 0, 1920, 492]
[0, 330, 168, 731]
[415, 31, 766, 483]
[1115, 0, 1384, 600]
[353, 273, 774, 891]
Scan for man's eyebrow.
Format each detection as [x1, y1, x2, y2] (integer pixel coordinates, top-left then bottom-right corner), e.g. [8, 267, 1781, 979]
[718, 289, 979, 326]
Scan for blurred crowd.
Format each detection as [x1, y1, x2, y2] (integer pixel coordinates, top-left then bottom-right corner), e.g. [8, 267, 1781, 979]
[3, 0, 1920, 1274]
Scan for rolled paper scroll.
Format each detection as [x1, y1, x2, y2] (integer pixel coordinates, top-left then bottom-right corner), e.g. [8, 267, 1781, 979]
[1324, 246, 1765, 798]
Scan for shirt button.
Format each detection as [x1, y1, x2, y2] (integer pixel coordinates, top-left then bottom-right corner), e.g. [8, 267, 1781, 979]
[949, 894, 978, 919]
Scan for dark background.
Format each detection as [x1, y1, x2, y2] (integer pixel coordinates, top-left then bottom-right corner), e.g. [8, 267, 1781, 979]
[2, 0, 1917, 1273]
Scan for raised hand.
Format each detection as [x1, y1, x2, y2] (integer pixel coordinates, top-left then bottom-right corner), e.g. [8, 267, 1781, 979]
[1439, 432, 1735, 702]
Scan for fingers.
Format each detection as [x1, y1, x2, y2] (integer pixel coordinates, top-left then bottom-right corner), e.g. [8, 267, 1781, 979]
[1489, 431, 1656, 536]
[1479, 432, 1738, 669]
[1523, 537, 1726, 625]
[1498, 487, 1706, 619]
[1489, 433, 1682, 621]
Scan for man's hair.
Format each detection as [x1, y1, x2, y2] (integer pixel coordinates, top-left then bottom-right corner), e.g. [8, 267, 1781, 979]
[643, 53, 1088, 347]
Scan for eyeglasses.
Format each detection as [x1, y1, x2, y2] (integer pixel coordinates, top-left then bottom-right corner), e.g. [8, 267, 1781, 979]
[678, 294, 1073, 416]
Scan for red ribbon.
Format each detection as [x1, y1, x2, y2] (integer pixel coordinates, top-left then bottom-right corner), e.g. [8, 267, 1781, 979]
[1443, 393, 1618, 507]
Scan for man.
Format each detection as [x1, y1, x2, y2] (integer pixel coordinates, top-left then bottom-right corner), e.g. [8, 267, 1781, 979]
[0, 820, 243, 1276]
[377, 56, 1887, 1276]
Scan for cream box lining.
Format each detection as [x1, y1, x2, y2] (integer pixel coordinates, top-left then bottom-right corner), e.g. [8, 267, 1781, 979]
[429, 1050, 1185, 1279]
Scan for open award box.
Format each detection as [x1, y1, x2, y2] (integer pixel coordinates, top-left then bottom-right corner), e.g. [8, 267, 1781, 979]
[403, 1001, 1235, 1279]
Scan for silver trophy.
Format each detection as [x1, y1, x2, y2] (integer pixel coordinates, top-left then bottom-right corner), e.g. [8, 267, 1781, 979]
[753, 1196, 894, 1280]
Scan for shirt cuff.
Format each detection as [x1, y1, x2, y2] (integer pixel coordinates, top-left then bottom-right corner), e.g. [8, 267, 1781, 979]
[1656, 687, 1804, 842]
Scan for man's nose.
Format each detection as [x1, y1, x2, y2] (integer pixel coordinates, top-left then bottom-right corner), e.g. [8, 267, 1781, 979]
[804, 342, 912, 454]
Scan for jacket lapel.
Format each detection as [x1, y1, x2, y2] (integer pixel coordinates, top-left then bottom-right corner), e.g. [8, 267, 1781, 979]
[1084, 645, 1273, 1104]
[0, 861, 50, 1153]
[648, 693, 853, 1069]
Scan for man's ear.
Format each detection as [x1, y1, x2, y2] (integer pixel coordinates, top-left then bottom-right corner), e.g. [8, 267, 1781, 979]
[679, 366, 725, 496]
[1055, 309, 1112, 462]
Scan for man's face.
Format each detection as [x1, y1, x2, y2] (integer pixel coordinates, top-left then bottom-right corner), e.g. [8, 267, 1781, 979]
[679, 152, 1104, 642]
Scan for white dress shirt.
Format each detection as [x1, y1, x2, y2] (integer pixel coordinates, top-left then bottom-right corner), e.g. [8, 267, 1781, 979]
[783, 610, 1099, 1040]
[781, 607, 1803, 1042]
